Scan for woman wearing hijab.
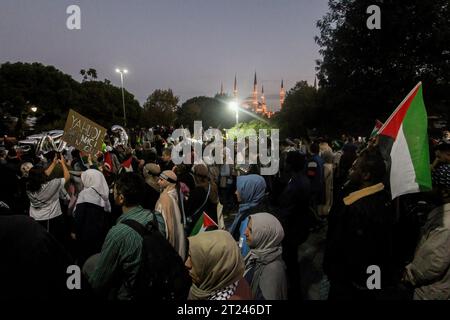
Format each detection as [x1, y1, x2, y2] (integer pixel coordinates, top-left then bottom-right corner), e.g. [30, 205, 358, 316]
[185, 230, 252, 300]
[72, 169, 111, 266]
[228, 174, 267, 255]
[244, 213, 288, 300]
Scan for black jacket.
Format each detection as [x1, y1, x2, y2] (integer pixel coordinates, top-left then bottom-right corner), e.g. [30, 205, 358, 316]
[0, 215, 81, 299]
[73, 202, 110, 266]
[276, 172, 312, 244]
[324, 187, 397, 290]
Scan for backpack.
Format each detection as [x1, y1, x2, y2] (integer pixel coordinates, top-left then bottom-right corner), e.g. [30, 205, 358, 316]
[121, 217, 192, 301]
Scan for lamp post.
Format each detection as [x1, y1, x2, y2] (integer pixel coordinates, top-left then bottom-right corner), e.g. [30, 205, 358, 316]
[115, 68, 128, 127]
[228, 100, 239, 125]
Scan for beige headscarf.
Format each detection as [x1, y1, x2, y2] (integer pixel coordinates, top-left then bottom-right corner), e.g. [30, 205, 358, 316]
[188, 230, 244, 300]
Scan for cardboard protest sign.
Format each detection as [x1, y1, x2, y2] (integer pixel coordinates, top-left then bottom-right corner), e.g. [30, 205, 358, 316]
[61, 109, 106, 155]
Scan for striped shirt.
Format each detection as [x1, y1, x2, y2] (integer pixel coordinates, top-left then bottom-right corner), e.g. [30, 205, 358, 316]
[89, 205, 165, 300]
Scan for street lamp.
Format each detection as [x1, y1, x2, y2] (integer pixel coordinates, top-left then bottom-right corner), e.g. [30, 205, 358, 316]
[30, 106, 37, 113]
[228, 100, 239, 125]
[115, 68, 128, 127]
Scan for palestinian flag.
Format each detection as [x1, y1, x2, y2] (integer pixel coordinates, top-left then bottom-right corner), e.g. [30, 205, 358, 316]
[370, 119, 384, 137]
[190, 212, 218, 236]
[121, 157, 133, 172]
[378, 82, 432, 199]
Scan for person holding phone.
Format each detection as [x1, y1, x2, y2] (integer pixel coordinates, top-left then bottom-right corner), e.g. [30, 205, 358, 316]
[26, 153, 70, 244]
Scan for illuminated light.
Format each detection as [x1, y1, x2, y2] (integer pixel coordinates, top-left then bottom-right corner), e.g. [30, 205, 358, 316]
[228, 101, 238, 111]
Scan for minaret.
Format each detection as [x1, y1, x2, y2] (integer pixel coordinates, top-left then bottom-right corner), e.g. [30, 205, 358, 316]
[233, 74, 238, 98]
[252, 72, 258, 112]
[220, 82, 224, 96]
[280, 79, 286, 110]
[261, 85, 267, 114]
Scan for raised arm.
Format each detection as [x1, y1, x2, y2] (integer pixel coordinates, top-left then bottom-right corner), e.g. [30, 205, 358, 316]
[59, 156, 70, 183]
[44, 154, 58, 176]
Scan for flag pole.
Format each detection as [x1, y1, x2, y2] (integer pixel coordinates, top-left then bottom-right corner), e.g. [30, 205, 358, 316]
[377, 82, 422, 134]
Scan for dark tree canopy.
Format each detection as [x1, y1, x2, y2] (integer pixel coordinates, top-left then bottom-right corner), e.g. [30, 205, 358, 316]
[141, 89, 179, 127]
[0, 62, 142, 135]
[273, 81, 321, 139]
[315, 0, 450, 135]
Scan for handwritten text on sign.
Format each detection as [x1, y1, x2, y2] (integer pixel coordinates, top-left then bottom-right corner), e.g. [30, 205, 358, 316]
[62, 109, 106, 155]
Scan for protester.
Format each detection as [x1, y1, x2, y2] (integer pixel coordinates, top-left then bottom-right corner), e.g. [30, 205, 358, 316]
[155, 170, 187, 260]
[0, 214, 80, 299]
[160, 147, 174, 171]
[71, 149, 88, 171]
[276, 151, 312, 300]
[185, 164, 219, 234]
[402, 163, 450, 299]
[185, 230, 252, 300]
[431, 140, 450, 171]
[86, 173, 164, 300]
[26, 153, 70, 243]
[324, 147, 398, 300]
[142, 163, 161, 210]
[0, 149, 26, 215]
[307, 142, 325, 209]
[72, 169, 111, 266]
[318, 150, 334, 217]
[228, 174, 267, 256]
[244, 213, 288, 300]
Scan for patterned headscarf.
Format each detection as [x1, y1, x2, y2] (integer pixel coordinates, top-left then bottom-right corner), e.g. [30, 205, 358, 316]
[188, 230, 244, 300]
[432, 164, 450, 190]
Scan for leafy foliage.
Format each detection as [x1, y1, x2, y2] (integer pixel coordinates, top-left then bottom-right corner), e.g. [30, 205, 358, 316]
[315, 0, 450, 135]
[0, 62, 142, 135]
[141, 89, 179, 127]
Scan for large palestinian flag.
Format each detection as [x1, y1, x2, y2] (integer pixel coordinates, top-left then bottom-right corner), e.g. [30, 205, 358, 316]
[378, 82, 432, 199]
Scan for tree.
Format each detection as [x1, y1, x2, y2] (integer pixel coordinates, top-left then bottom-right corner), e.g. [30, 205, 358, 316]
[0, 62, 142, 136]
[315, 0, 450, 135]
[142, 89, 179, 127]
[80, 68, 98, 82]
[73, 80, 141, 130]
[273, 81, 321, 138]
[0, 62, 79, 135]
[227, 120, 273, 140]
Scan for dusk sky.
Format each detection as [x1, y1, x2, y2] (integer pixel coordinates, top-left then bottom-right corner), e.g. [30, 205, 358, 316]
[0, 0, 329, 109]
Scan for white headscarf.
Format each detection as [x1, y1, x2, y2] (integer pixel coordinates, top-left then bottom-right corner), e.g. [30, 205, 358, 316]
[75, 169, 111, 212]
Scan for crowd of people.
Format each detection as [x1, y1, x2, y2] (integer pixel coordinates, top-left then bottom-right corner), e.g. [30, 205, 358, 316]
[0, 125, 449, 301]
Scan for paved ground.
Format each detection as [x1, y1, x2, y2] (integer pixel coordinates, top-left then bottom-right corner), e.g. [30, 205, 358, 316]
[298, 224, 329, 300]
